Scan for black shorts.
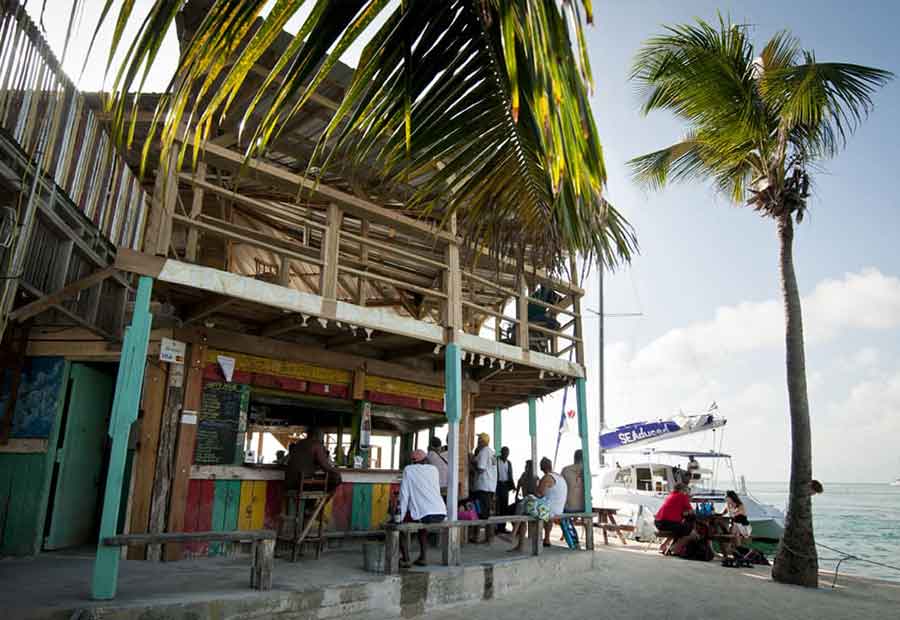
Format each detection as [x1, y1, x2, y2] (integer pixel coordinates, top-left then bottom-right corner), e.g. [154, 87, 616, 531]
[655, 519, 693, 538]
[420, 514, 445, 524]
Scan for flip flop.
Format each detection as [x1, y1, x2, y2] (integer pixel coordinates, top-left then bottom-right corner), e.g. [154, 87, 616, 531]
[543, 541, 551, 547]
[400, 560, 412, 569]
[413, 559, 427, 567]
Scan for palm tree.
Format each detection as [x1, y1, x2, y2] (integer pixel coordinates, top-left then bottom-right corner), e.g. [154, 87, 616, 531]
[54, 0, 636, 273]
[628, 18, 891, 587]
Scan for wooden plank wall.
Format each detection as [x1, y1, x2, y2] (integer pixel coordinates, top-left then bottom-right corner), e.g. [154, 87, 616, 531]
[0, 453, 47, 555]
[210, 480, 240, 556]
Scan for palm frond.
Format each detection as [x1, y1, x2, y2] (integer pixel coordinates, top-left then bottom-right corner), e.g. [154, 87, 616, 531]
[79, 0, 633, 272]
[759, 54, 894, 157]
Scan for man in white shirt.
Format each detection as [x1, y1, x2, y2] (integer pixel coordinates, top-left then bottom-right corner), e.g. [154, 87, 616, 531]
[425, 436, 448, 493]
[471, 433, 497, 526]
[396, 449, 446, 567]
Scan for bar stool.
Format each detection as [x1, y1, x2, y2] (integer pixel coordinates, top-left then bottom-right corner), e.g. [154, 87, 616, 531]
[278, 473, 335, 561]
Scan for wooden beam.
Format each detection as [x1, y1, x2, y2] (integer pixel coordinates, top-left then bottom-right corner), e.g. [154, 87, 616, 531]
[320, 204, 342, 300]
[185, 161, 206, 262]
[174, 326, 478, 393]
[380, 342, 437, 363]
[147, 362, 184, 561]
[182, 294, 235, 325]
[9, 266, 117, 323]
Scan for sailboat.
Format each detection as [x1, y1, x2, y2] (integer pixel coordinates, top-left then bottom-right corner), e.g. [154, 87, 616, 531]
[593, 408, 786, 543]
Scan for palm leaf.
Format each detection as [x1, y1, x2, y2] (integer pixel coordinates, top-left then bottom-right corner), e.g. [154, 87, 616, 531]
[79, 0, 634, 273]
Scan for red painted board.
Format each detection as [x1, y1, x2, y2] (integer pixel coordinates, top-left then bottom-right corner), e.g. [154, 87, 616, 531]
[183, 479, 214, 557]
[367, 391, 421, 409]
[327, 482, 353, 531]
[252, 373, 308, 393]
[203, 363, 252, 385]
[307, 382, 349, 399]
[264, 480, 284, 530]
[389, 482, 401, 515]
[421, 399, 444, 412]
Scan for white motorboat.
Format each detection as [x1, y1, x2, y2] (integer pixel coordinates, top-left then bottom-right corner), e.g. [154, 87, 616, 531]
[593, 410, 785, 543]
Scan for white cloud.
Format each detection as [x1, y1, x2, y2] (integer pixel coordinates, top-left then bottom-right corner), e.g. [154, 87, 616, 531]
[602, 268, 900, 482]
[631, 268, 900, 374]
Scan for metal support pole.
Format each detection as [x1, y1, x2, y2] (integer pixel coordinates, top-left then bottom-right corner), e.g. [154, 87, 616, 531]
[493, 408, 502, 452]
[598, 267, 605, 467]
[444, 343, 462, 520]
[92, 276, 154, 600]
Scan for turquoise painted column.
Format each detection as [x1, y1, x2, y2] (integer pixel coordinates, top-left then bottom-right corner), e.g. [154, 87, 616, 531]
[92, 276, 154, 600]
[575, 377, 592, 514]
[444, 343, 462, 520]
[493, 408, 502, 452]
[528, 397, 537, 476]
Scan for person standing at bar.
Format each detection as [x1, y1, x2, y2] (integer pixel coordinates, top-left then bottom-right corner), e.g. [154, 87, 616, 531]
[425, 436, 449, 496]
[471, 433, 497, 539]
[495, 446, 514, 533]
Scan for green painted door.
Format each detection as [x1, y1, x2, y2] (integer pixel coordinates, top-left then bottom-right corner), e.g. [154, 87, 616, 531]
[45, 364, 114, 550]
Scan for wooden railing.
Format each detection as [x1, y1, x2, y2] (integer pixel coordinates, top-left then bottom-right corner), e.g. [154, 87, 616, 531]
[0, 3, 149, 250]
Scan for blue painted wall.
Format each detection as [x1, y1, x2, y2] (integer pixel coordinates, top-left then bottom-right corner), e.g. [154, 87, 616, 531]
[0, 357, 66, 438]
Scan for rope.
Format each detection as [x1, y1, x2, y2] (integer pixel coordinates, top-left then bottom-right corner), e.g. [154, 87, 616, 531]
[778, 540, 900, 588]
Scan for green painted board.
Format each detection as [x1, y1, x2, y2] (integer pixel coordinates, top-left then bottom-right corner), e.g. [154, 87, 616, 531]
[350, 483, 373, 531]
[0, 453, 47, 555]
[46, 364, 114, 550]
[210, 479, 240, 556]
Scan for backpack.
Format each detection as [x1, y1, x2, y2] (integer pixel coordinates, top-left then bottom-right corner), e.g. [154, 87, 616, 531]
[680, 538, 714, 561]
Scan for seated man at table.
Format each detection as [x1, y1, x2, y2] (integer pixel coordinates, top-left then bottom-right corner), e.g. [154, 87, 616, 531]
[285, 427, 342, 492]
[654, 483, 696, 555]
[396, 449, 447, 567]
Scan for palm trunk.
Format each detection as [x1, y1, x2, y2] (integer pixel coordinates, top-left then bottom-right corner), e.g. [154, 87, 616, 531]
[771, 213, 818, 587]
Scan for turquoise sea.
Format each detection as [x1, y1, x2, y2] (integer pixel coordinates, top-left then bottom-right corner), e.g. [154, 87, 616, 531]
[750, 482, 900, 583]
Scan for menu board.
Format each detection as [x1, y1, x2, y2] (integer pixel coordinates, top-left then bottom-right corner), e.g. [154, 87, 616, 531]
[195, 382, 249, 465]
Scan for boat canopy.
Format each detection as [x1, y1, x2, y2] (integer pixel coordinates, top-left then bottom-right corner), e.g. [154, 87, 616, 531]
[613, 449, 732, 459]
[599, 412, 726, 452]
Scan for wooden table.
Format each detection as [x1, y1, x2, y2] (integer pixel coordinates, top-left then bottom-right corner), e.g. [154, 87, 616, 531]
[593, 507, 632, 545]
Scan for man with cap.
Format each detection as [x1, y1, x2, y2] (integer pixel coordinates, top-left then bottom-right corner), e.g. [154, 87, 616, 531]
[471, 433, 497, 537]
[396, 449, 446, 567]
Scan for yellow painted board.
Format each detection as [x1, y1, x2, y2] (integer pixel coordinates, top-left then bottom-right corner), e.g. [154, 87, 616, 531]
[370, 483, 391, 528]
[206, 349, 351, 385]
[366, 376, 445, 401]
[238, 480, 266, 530]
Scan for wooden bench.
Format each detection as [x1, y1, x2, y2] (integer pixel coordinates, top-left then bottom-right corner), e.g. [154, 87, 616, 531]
[382, 513, 593, 575]
[102, 530, 277, 590]
[592, 508, 631, 546]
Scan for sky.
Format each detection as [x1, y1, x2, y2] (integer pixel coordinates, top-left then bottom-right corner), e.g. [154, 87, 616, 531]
[27, 1, 900, 485]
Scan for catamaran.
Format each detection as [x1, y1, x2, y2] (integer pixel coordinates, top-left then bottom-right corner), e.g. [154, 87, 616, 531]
[593, 408, 786, 543]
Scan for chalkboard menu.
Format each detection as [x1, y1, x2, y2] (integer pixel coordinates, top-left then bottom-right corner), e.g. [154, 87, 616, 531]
[195, 382, 249, 465]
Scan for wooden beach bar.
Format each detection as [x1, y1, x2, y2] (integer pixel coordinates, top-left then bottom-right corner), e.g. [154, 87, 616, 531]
[0, 1, 595, 603]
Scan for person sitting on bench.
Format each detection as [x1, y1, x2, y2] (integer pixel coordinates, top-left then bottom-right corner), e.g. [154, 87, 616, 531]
[395, 449, 447, 567]
[285, 427, 342, 492]
[654, 482, 697, 555]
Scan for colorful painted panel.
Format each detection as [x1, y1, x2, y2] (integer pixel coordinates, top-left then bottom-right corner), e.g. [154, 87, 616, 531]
[183, 480, 214, 557]
[238, 480, 266, 530]
[264, 480, 283, 531]
[370, 483, 393, 528]
[350, 483, 373, 531]
[210, 480, 240, 556]
[0, 357, 65, 438]
[325, 482, 353, 531]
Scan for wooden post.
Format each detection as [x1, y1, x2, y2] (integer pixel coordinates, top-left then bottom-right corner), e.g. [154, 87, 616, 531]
[91, 276, 154, 600]
[529, 519, 541, 556]
[493, 408, 502, 453]
[145, 151, 178, 257]
[384, 528, 400, 575]
[250, 539, 275, 590]
[569, 256, 585, 365]
[320, 203, 342, 300]
[147, 360, 185, 561]
[164, 341, 206, 561]
[517, 272, 529, 351]
[576, 377, 592, 529]
[442, 526, 461, 567]
[126, 363, 167, 560]
[185, 161, 206, 262]
[357, 220, 369, 305]
[443, 216, 462, 329]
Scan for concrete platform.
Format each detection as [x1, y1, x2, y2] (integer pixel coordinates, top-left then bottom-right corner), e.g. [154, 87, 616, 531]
[0, 537, 591, 620]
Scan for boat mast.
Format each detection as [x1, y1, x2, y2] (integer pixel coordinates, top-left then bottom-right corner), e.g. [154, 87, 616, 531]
[598, 266, 605, 466]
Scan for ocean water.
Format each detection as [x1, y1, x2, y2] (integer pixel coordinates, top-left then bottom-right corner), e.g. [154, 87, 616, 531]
[749, 482, 900, 583]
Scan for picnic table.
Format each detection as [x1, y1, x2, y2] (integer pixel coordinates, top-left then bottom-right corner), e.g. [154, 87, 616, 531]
[592, 507, 634, 545]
